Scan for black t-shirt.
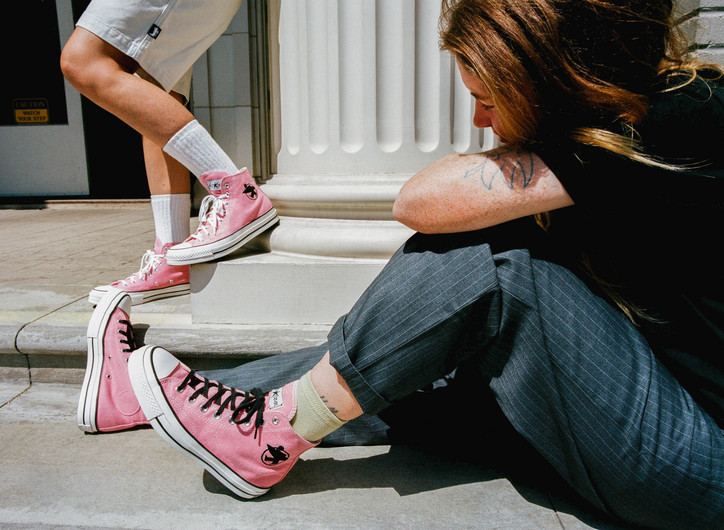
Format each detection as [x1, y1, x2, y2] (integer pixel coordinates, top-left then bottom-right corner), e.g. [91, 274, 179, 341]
[534, 74, 724, 427]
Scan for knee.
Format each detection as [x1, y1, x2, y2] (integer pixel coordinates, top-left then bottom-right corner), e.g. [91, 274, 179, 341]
[60, 30, 130, 96]
[60, 39, 93, 92]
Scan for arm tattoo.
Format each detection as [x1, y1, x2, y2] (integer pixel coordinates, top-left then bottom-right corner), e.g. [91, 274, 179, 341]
[463, 147, 536, 190]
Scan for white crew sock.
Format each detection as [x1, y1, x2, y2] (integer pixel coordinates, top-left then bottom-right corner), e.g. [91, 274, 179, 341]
[151, 194, 191, 246]
[162, 120, 239, 178]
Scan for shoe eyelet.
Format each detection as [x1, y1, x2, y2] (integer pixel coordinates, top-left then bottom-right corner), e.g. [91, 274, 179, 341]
[225, 183, 230, 189]
[176, 386, 184, 393]
[213, 412, 223, 419]
[272, 416, 280, 425]
[170, 280, 174, 284]
[188, 397, 196, 404]
[106, 374, 111, 379]
[155, 282, 159, 286]
[200, 405, 209, 413]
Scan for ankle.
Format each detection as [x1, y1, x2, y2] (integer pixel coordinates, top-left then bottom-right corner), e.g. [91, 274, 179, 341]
[309, 352, 363, 421]
[151, 193, 190, 245]
[290, 372, 346, 443]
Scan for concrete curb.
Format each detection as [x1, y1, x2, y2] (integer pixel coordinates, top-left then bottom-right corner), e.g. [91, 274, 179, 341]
[3, 314, 330, 384]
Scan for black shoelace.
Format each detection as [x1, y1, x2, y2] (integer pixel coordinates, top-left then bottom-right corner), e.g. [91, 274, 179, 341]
[118, 319, 137, 353]
[177, 371, 266, 437]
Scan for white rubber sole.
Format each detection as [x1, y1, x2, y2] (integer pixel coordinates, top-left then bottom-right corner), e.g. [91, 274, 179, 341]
[77, 288, 129, 433]
[128, 346, 269, 499]
[88, 282, 190, 307]
[165, 208, 279, 266]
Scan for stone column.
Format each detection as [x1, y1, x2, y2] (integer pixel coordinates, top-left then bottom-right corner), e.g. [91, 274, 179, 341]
[264, 0, 494, 258]
[192, 0, 495, 326]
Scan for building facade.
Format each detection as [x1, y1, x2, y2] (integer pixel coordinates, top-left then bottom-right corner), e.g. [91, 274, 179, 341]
[1, 0, 722, 324]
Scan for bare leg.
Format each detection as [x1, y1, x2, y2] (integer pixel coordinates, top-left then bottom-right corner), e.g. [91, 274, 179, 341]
[143, 93, 190, 195]
[60, 27, 194, 147]
[310, 352, 363, 421]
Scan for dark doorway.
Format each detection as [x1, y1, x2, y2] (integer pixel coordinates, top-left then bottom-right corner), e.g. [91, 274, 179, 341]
[1, 1, 68, 127]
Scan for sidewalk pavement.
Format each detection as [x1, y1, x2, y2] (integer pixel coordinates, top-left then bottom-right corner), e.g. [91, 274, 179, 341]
[0, 203, 626, 529]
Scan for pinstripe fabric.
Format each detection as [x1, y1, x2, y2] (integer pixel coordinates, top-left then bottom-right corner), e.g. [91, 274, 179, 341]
[482, 252, 723, 528]
[328, 232, 503, 413]
[204, 230, 723, 527]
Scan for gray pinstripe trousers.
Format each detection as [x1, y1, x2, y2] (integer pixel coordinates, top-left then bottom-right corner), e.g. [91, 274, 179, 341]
[204, 229, 724, 529]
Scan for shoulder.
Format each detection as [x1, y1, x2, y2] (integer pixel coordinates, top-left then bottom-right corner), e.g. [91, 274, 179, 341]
[639, 72, 724, 164]
[535, 72, 724, 195]
[646, 71, 724, 125]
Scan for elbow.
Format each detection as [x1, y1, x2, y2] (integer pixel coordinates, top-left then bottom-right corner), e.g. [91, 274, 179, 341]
[392, 193, 407, 222]
[393, 193, 436, 234]
[392, 194, 414, 229]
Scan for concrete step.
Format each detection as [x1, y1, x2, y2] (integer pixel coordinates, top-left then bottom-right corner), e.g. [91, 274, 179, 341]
[0, 382, 622, 529]
[0, 284, 330, 385]
[190, 247, 387, 326]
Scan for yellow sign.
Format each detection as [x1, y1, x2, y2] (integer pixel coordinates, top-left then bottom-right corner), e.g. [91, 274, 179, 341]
[13, 98, 49, 124]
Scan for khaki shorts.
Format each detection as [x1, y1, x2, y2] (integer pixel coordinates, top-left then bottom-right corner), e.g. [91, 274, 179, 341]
[77, 0, 243, 99]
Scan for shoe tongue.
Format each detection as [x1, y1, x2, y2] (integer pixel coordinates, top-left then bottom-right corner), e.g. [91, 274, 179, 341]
[264, 383, 295, 419]
[117, 299, 132, 317]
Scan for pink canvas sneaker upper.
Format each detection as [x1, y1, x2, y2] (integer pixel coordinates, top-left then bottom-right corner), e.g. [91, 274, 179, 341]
[109, 240, 189, 294]
[156, 359, 317, 489]
[96, 301, 148, 432]
[174, 169, 274, 250]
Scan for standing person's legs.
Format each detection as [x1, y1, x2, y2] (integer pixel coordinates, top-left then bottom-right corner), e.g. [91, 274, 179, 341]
[64, 0, 279, 302]
[61, 0, 278, 274]
[62, 24, 278, 269]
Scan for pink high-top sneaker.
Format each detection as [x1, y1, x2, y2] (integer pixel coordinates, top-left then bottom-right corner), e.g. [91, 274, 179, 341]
[88, 240, 190, 306]
[165, 169, 278, 266]
[78, 288, 149, 433]
[128, 346, 318, 498]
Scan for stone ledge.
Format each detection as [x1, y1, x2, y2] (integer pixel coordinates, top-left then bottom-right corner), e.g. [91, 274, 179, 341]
[2, 320, 331, 384]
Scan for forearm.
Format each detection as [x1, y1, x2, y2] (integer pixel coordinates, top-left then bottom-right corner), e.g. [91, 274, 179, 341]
[393, 147, 573, 234]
